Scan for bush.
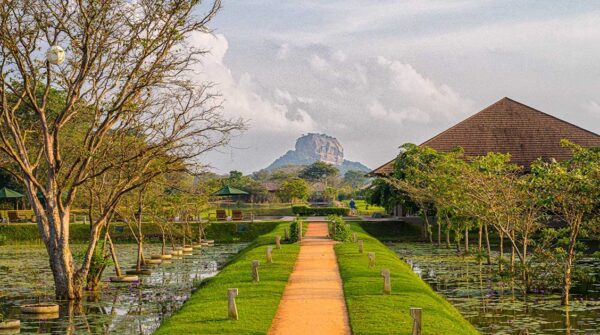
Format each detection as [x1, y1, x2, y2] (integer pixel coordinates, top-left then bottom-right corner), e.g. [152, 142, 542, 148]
[0, 221, 280, 244]
[327, 215, 351, 242]
[291, 205, 349, 216]
[0, 234, 6, 245]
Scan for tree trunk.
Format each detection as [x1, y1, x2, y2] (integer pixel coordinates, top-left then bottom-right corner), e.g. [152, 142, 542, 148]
[484, 223, 492, 265]
[437, 221, 441, 247]
[510, 230, 515, 273]
[464, 228, 469, 254]
[562, 223, 580, 306]
[499, 231, 504, 272]
[106, 233, 122, 277]
[478, 224, 483, 253]
[445, 229, 450, 249]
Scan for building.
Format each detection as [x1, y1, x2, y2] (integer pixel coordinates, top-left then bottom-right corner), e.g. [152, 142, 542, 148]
[371, 97, 600, 216]
[372, 97, 600, 176]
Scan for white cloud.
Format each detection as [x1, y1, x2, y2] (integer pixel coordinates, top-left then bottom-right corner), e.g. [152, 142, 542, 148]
[189, 33, 316, 132]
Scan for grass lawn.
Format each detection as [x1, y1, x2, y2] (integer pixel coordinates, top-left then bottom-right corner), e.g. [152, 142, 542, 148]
[335, 223, 479, 335]
[341, 199, 385, 215]
[154, 221, 300, 334]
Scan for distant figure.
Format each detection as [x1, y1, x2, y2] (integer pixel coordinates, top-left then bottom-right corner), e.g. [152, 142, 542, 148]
[349, 199, 356, 215]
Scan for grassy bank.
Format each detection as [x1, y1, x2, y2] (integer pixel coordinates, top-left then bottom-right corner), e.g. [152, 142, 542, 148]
[154, 222, 300, 334]
[0, 221, 279, 244]
[336, 223, 479, 335]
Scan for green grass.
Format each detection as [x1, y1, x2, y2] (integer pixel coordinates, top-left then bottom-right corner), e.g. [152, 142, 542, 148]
[341, 200, 385, 215]
[336, 223, 479, 335]
[154, 222, 300, 334]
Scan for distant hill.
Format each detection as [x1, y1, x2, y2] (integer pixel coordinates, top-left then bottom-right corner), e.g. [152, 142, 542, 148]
[264, 133, 370, 174]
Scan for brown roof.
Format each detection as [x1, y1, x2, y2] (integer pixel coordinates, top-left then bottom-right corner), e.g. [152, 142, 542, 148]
[371, 97, 600, 175]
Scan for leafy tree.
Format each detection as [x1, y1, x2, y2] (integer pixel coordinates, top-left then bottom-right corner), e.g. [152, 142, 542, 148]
[277, 178, 309, 203]
[299, 161, 339, 182]
[530, 140, 600, 305]
[0, 0, 242, 299]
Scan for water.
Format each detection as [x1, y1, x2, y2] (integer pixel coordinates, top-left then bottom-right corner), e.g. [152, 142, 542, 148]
[388, 243, 600, 335]
[0, 242, 248, 334]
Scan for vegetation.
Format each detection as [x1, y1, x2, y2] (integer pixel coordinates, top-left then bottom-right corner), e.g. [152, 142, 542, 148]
[291, 205, 349, 216]
[299, 161, 339, 182]
[371, 140, 599, 305]
[0, 221, 279, 244]
[0, 0, 243, 299]
[154, 222, 300, 335]
[327, 215, 352, 242]
[277, 178, 310, 203]
[336, 223, 479, 335]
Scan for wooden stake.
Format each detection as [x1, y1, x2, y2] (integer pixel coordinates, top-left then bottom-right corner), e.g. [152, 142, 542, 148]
[368, 252, 375, 268]
[228, 288, 239, 320]
[381, 269, 391, 295]
[358, 240, 364, 254]
[252, 260, 260, 282]
[275, 236, 281, 249]
[410, 307, 422, 335]
[297, 222, 302, 242]
[266, 246, 273, 263]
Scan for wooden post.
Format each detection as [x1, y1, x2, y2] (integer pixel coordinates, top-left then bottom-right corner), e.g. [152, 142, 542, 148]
[251, 260, 260, 282]
[352, 233, 357, 243]
[358, 240, 364, 254]
[228, 288, 239, 320]
[410, 307, 422, 335]
[275, 236, 281, 249]
[284, 228, 290, 240]
[368, 252, 375, 268]
[381, 269, 391, 295]
[297, 221, 302, 242]
[266, 246, 273, 263]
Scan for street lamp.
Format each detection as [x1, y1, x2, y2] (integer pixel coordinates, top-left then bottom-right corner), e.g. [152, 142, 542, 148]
[46, 45, 65, 65]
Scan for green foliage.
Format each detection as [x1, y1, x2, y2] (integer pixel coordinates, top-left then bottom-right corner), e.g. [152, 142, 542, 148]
[0, 221, 279, 243]
[358, 220, 424, 242]
[277, 177, 309, 202]
[291, 205, 349, 216]
[335, 223, 479, 334]
[154, 222, 300, 335]
[298, 161, 339, 182]
[327, 215, 351, 242]
[0, 234, 6, 245]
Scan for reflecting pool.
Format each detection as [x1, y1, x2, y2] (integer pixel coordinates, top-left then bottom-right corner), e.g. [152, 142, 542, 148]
[0, 242, 248, 334]
[388, 242, 600, 335]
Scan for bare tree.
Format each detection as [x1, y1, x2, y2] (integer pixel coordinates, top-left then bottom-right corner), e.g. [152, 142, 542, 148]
[0, 0, 243, 299]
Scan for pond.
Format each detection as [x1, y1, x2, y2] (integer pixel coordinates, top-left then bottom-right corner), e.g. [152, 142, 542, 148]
[0, 242, 248, 334]
[388, 242, 600, 335]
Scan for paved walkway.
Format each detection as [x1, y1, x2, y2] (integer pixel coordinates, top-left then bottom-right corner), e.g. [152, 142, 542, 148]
[268, 222, 351, 335]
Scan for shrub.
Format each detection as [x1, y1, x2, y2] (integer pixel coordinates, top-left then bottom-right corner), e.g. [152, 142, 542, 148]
[291, 205, 349, 216]
[327, 215, 351, 242]
[0, 234, 6, 245]
[289, 220, 300, 242]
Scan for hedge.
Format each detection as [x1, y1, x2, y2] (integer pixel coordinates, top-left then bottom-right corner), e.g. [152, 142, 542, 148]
[0, 221, 279, 244]
[291, 205, 349, 216]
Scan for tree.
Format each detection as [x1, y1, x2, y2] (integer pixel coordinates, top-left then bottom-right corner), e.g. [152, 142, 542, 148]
[277, 177, 309, 203]
[0, 0, 243, 299]
[299, 161, 339, 182]
[531, 140, 600, 305]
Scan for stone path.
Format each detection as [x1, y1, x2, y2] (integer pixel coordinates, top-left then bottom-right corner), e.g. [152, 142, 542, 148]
[268, 222, 351, 335]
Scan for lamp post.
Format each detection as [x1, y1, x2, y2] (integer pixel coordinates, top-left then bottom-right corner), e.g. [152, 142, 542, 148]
[46, 45, 65, 65]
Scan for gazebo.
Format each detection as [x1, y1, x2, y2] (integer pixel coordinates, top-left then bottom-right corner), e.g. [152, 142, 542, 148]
[0, 187, 24, 210]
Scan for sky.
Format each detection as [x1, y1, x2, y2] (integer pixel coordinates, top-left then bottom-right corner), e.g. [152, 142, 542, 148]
[190, 0, 600, 174]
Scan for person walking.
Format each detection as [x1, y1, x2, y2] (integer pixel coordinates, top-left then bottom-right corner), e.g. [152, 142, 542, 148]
[349, 199, 356, 216]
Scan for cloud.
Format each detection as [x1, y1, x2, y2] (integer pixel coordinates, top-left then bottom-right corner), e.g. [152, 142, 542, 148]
[189, 33, 316, 132]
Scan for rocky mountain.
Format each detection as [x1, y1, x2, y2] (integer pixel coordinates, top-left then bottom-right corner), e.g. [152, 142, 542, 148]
[265, 133, 370, 174]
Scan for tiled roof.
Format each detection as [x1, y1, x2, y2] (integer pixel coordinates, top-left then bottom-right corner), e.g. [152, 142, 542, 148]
[371, 97, 600, 175]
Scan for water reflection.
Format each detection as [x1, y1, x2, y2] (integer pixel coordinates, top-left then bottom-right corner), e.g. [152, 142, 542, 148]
[0, 243, 248, 334]
[388, 242, 600, 335]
